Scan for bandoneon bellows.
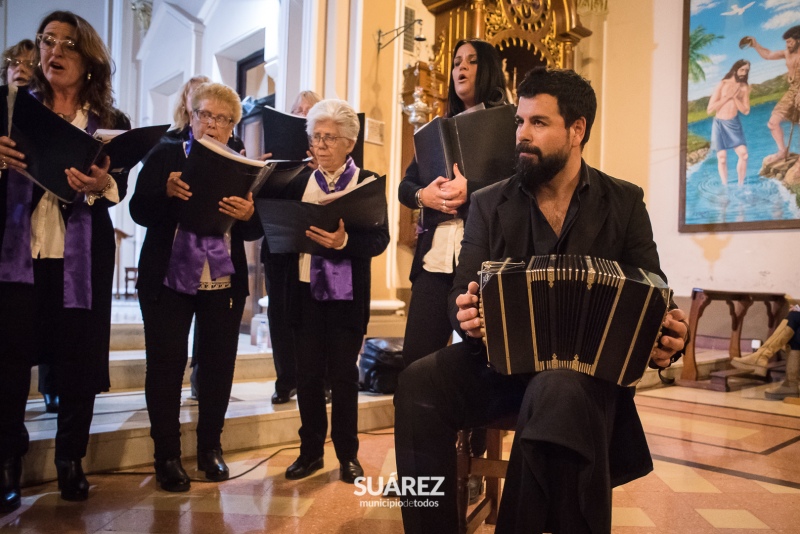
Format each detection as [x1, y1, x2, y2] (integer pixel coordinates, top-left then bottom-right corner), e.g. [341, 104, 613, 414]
[478, 255, 671, 387]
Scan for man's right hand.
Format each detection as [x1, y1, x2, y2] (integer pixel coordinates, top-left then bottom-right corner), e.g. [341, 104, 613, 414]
[456, 281, 484, 339]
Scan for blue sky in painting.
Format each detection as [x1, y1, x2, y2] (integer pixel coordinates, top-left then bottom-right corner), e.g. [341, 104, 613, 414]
[688, 0, 800, 101]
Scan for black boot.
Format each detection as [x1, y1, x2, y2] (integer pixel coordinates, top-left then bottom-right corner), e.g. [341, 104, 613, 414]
[55, 458, 89, 501]
[154, 458, 190, 492]
[42, 394, 59, 414]
[197, 449, 229, 482]
[0, 457, 22, 513]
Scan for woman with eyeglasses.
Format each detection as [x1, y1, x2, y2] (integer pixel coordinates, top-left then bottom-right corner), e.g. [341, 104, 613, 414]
[131, 82, 260, 492]
[164, 75, 245, 402]
[0, 11, 132, 510]
[264, 99, 388, 483]
[1, 39, 36, 87]
[165, 75, 245, 152]
[2, 39, 63, 416]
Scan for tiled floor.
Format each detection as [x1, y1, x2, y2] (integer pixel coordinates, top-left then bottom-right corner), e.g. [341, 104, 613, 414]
[3, 383, 800, 533]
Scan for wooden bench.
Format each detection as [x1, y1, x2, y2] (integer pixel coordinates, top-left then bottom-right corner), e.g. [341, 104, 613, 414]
[675, 289, 786, 392]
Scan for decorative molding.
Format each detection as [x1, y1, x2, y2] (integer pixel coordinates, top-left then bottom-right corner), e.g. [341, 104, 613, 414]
[131, 0, 153, 33]
[577, 0, 608, 15]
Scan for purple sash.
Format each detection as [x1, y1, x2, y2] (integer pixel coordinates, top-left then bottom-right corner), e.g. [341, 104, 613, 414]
[0, 98, 97, 309]
[162, 130, 235, 295]
[163, 229, 235, 295]
[308, 157, 356, 301]
[0, 169, 34, 284]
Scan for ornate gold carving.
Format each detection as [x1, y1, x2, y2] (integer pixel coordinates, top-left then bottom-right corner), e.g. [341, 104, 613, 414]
[577, 0, 608, 14]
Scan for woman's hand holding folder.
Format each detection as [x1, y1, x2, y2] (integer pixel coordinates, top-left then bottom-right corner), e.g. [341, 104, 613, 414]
[307, 219, 346, 249]
[0, 136, 27, 172]
[219, 192, 254, 222]
[166, 171, 192, 201]
[419, 163, 467, 215]
[65, 154, 110, 193]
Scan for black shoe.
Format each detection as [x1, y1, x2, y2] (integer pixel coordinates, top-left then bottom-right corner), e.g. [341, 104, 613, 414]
[339, 458, 363, 484]
[55, 459, 89, 502]
[154, 458, 190, 492]
[324, 388, 332, 404]
[0, 457, 22, 514]
[285, 455, 324, 480]
[197, 449, 229, 482]
[271, 389, 296, 405]
[43, 394, 59, 414]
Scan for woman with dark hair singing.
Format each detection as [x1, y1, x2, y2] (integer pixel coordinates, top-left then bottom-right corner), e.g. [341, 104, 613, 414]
[396, 39, 509, 502]
[0, 10, 131, 509]
[398, 39, 509, 368]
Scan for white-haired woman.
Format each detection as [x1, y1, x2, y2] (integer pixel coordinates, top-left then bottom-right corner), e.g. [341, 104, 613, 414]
[264, 99, 388, 483]
[265, 89, 322, 407]
[130, 82, 261, 492]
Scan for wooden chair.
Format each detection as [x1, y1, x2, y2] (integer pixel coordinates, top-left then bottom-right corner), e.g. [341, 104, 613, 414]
[124, 267, 138, 297]
[456, 414, 517, 533]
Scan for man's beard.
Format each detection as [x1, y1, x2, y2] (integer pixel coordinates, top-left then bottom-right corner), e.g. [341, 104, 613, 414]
[735, 73, 748, 83]
[514, 142, 570, 190]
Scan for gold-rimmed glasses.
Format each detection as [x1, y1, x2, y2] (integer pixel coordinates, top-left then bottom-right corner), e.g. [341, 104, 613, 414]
[36, 33, 78, 55]
[4, 58, 37, 69]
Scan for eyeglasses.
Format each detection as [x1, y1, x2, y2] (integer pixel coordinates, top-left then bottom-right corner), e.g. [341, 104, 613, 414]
[193, 109, 234, 128]
[36, 33, 78, 54]
[4, 58, 36, 69]
[308, 134, 344, 147]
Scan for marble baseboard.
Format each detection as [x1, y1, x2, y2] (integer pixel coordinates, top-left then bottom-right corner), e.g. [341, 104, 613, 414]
[21, 381, 394, 486]
[29, 337, 277, 396]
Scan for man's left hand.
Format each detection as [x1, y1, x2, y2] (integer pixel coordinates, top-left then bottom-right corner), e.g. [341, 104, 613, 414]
[651, 308, 688, 368]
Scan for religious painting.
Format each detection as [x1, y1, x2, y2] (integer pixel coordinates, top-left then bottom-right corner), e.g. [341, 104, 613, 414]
[680, 0, 800, 232]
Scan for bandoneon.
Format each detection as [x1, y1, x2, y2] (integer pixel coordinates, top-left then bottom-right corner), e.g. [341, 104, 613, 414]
[479, 255, 671, 387]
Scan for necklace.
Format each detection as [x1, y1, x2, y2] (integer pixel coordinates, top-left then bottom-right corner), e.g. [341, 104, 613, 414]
[56, 109, 79, 123]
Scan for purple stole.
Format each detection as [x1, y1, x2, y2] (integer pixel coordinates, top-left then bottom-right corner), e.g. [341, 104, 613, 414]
[308, 157, 356, 301]
[162, 134, 235, 295]
[0, 99, 97, 310]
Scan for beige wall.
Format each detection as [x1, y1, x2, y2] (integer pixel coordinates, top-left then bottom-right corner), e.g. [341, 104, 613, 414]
[359, 1, 401, 301]
[588, 0, 798, 299]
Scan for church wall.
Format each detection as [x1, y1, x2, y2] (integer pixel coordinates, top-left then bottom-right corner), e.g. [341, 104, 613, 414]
[597, 0, 797, 307]
[357, 0, 402, 301]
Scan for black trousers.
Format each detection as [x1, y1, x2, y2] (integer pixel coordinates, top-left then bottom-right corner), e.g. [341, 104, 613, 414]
[402, 270, 454, 367]
[139, 285, 244, 461]
[269, 314, 298, 396]
[394, 342, 620, 534]
[0, 270, 98, 462]
[293, 283, 362, 461]
[38, 364, 57, 395]
[402, 270, 486, 457]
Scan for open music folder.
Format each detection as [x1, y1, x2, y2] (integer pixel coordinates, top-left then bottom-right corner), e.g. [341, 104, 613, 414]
[255, 175, 387, 255]
[94, 124, 170, 173]
[176, 136, 276, 236]
[10, 89, 167, 202]
[261, 106, 310, 161]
